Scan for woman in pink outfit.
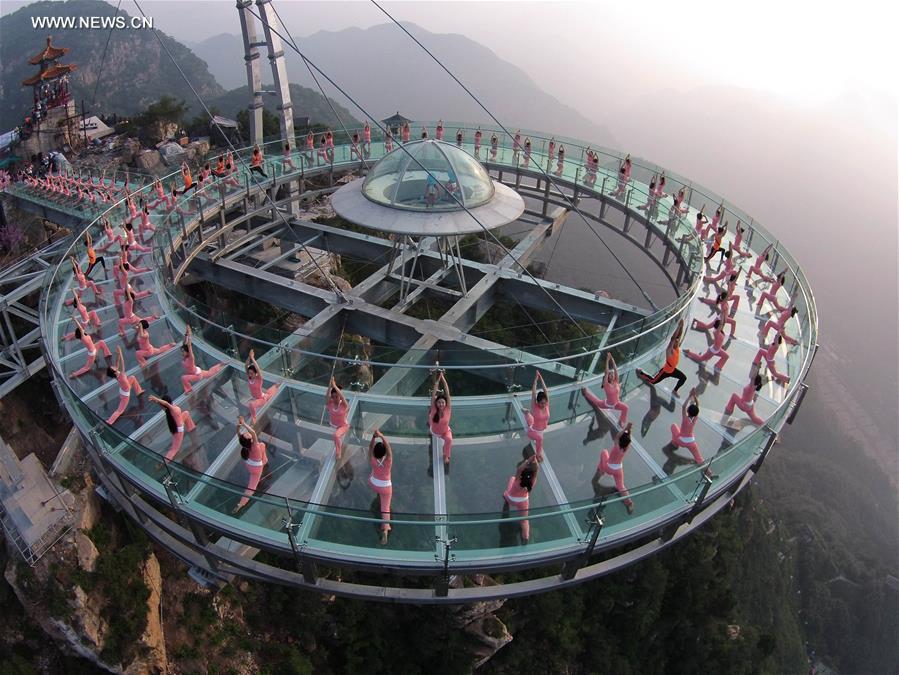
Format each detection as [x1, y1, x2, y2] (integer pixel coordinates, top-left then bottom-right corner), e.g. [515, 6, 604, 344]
[504, 453, 539, 543]
[522, 137, 532, 167]
[592, 422, 635, 514]
[350, 132, 363, 161]
[123, 222, 151, 253]
[304, 132, 315, 165]
[703, 250, 737, 285]
[70, 290, 101, 330]
[234, 416, 267, 512]
[685, 318, 730, 372]
[384, 127, 394, 153]
[106, 346, 144, 425]
[429, 370, 453, 470]
[435, 120, 445, 141]
[581, 353, 629, 426]
[66, 318, 112, 378]
[362, 121, 372, 155]
[180, 326, 226, 393]
[133, 318, 176, 367]
[745, 244, 774, 284]
[729, 221, 750, 258]
[368, 428, 393, 545]
[752, 335, 790, 384]
[138, 201, 155, 240]
[149, 394, 196, 460]
[244, 349, 279, 424]
[281, 141, 297, 172]
[316, 134, 329, 165]
[669, 388, 712, 476]
[755, 272, 788, 315]
[326, 376, 349, 460]
[474, 128, 483, 158]
[118, 286, 155, 337]
[547, 137, 556, 162]
[526, 371, 550, 461]
[554, 145, 565, 176]
[723, 373, 765, 426]
[70, 256, 103, 301]
[490, 133, 499, 160]
[692, 291, 736, 338]
[401, 121, 411, 144]
[760, 304, 799, 346]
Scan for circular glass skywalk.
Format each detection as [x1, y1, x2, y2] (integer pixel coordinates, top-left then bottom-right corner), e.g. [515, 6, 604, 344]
[361, 139, 495, 211]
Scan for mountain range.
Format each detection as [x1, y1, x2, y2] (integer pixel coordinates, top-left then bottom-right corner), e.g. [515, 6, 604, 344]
[186, 23, 618, 146]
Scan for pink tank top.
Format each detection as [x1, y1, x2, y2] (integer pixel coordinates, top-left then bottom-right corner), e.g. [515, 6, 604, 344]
[603, 379, 620, 406]
[530, 403, 550, 431]
[328, 398, 348, 427]
[116, 371, 131, 393]
[680, 414, 696, 437]
[248, 375, 263, 399]
[429, 405, 451, 435]
[77, 303, 89, 323]
[740, 382, 756, 405]
[364, 127, 371, 142]
[123, 298, 134, 318]
[81, 334, 96, 352]
[137, 332, 151, 351]
[182, 354, 195, 373]
[370, 454, 391, 483]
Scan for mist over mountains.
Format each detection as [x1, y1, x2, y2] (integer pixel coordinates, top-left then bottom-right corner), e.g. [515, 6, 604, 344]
[187, 23, 618, 146]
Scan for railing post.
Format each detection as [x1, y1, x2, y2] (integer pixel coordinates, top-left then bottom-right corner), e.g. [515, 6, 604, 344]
[687, 471, 714, 523]
[283, 514, 317, 584]
[561, 508, 604, 580]
[434, 534, 458, 598]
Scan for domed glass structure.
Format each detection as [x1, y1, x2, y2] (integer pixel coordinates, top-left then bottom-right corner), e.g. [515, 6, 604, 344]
[361, 139, 495, 211]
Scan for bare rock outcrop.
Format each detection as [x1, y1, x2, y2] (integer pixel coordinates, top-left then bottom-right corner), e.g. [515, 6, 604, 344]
[124, 553, 167, 675]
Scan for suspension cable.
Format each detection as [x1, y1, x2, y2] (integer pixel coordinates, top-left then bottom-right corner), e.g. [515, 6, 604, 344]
[91, 0, 122, 110]
[131, 0, 346, 299]
[369, 0, 656, 310]
[245, 2, 589, 338]
[269, 2, 370, 172]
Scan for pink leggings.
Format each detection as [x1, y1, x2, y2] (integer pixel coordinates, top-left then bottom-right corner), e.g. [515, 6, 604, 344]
[136, 342, 176, 366]
[369, 480, 392, 531]
[70, 342, 112, 377]
[237, 464, 264, 509]
[165, 411, 197, 460]
[753, 354, 789, 383]
[670, 424, 705, 464]
[107, 377, 143, 424]
[504, 478, 530, 540]
[598, 450, 632, 504]
[724, 395, 764, 425]
[756, 290, 785, 313]
[248, 385, 279, 422]
[181, 364, 224, 393]
[332, 423, 349, 458]
[582, 387, 629, 426]
[761, 321, 798, 345]
[686, 346, 730, 370]
[524, 414, 545, 459]
[432, 429, 453, 462]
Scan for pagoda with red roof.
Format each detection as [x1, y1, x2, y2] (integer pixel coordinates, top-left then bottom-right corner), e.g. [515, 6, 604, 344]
[22, 36, 76, 112]
[19, 36, 79, 155]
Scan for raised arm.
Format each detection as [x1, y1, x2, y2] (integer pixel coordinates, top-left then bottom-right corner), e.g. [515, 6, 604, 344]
[439, 372, 451, 406]
[148, 395, 173, 411]
[608, 353, 619, 381]
[682, 387, 698, 416]
[237, 416, 258, 443]
[116, 346, 125, 372]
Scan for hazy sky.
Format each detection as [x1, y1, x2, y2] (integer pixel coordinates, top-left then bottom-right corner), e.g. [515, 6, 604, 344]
[3, 1, 897, 135]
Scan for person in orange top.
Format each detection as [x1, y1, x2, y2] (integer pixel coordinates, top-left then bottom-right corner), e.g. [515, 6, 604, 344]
[250, 144, 267, 178]
[636, 318, 688, 396]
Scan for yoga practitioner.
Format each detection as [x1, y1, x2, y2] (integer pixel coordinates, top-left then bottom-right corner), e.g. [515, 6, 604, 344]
[69, 290, 101, 330]
[729, 221, 750, 258]
[316, 134, 329, 165]
[685, 318, 730, 371]
[760, 303, 799, 346]
[592, 422, 635, 514]
[281, 142, 297, 172]
[526, 371, 550, 461]
[326, 376, 350, 460]
[490, 133, 499, 160]
[523, 137, 532, 167]
[117, 286, 155, 337]
[368, 428, 393, 545]
[547, 137, 556, 162]
[304, 132, 315, 164]
[234, 416, 267, 512]
[555, 145, 565, 176]
[745, 243, 774, 284]
[384, 127, 394, 153]
[692, 291, 737, 337]
[83, 231, 106, 278]
[435, 120, 445, 141]
[637, 319, 687, 396]
[350, 132, 363, 161]
[581, 353, 629, 426]
[669, 387, 712, 476]
[70, 256, 103, 301]
[723, 372, 766, 426]
[429, 370, 453, 470]
[106, 346, 144, 424]
[180, 326, 226, 393]
[149, 394, 196, 460]
[755, 272, 788, 315]
[249, 144, 267, 178]
[123, 222, 151, 253]
[133, 318, 176, 367]
[456, 128, 464, 148]
[752, 335, 790, 384]
[66, 318, 112, 378]
[362, 121, 372, 155]
[245, 349, 279, 424]
[474, 127, 482, 158]
[705, 224, 728, 263]
[402, 121, 411, 144]
[504, 453, 539, 543]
